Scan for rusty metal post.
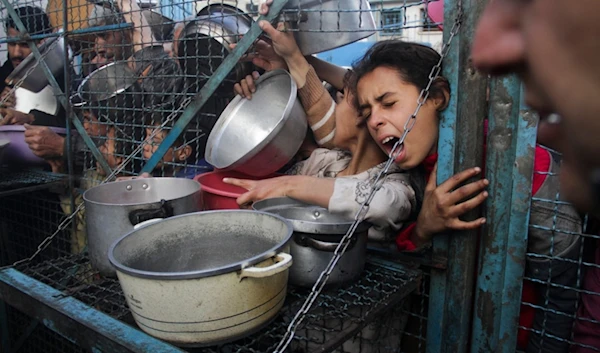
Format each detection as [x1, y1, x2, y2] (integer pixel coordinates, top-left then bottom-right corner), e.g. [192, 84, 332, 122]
[426, 0, 488, 352]
[470, 76, 536, 352]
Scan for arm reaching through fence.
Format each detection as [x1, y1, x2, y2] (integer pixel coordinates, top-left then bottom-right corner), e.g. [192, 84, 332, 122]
[115, 0, 156, 52]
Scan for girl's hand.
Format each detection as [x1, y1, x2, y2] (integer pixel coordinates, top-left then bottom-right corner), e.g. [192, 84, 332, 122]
[258, 0, 273, 15]
[223, 176, 293, 207]
[414, 163, 489, 245]
[234, 71, 261, 99]
[258, 21, 302, 61]
[232, 39, 288, 72]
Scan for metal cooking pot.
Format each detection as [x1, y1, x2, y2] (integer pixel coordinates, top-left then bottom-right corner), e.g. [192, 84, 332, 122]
[178, 6, 253, 92]
[77, 62, 143, 119]
[5, 35, 66, 93]
[108, 210, 293, 346]
[254, 197, 369, 287]
[283, 0, 376, 55]
[205, 69, 308, 177]
[83, 178, 201, 276]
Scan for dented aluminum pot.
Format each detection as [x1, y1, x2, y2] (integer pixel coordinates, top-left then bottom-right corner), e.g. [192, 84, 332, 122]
[254, 197, 369, 287]
[283, 0, 376, 55]
[205, 70, 307, 177]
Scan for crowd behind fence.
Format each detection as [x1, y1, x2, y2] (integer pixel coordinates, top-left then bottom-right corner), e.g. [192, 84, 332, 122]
[0, 0, 598, 352]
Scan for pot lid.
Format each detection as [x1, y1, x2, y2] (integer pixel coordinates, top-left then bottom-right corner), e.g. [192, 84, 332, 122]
[205, 70, 299, 170]
[108, 210, 293, 280]
[253, 197, 370, 235]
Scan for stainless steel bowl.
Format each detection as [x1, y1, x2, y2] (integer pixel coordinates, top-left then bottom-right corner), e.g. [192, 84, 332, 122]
[205, 70, 308, 177]
[77, 61, 143, 118]
[284, 0, 376, 55]
[253, 197, 369, 287]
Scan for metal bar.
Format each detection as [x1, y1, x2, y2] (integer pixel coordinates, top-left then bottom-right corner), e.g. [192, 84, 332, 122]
[427, 0, 488, 352]
[0, 268, 186, 353]
[0, 178, 67, 198]
[0, 23, 134, 44]
[498, 86, 536, 350]
[1, 1, 112, 174]
[11, 317, 40, 352]
[0, 300, 10, 353]
[315, 280, 419, 353]
[140, 0, 290, 173]
[470, 76, 534, 352]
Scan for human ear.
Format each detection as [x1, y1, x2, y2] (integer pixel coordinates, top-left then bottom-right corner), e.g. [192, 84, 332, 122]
[431, 77, 450, 111]
[176, 145, 192, 162]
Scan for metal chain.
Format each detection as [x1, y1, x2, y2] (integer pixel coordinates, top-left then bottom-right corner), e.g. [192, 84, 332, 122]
[0, 95, 194, 271]
[273, 4, 463, 352]
[0, 35, 63, 110]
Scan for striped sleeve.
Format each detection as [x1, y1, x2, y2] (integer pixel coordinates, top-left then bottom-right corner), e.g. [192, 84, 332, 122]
[297, 66, 337, 149]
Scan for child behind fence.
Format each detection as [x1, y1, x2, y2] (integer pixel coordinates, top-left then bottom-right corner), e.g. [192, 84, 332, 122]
[141, 115, 213, 178]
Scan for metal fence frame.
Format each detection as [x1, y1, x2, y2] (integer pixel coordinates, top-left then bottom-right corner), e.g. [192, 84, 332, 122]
[0, 0, 554, 352]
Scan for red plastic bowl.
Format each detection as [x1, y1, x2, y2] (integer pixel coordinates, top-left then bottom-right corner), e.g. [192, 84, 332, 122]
[194, 170, 280, 210]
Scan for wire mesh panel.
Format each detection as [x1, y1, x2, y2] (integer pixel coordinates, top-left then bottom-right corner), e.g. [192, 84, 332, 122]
[516, 146, 600, 353]
[4, 305, 86, 353]
[0, 189, 72, 267]
[0, 0, 455, 351]
[14, 254, 420, 353]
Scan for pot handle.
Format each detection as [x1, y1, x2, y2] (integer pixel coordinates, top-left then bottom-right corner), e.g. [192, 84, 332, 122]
[297, 235, 357, 253]
[239, 253, 292, 279]
[133, 218, 163, 230]
[128, 199, 174, 226]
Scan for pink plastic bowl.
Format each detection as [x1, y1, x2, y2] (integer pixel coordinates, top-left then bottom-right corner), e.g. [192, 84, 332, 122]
[194, 170, 280, 210]
[0, 125, 68, 165]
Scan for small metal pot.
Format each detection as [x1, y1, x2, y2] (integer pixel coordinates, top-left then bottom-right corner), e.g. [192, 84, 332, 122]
[5, 35, 66, 93]
[77, 62, 143, 119]
[205, 70, 308, 177]
[83, 178, 201, 276]
[283, 0, 376, 55]
[254, 197, 369, 287]
[108, 210, 293, 346]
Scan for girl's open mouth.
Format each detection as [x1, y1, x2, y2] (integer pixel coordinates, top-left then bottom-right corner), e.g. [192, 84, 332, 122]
[381, 136, 401, 154]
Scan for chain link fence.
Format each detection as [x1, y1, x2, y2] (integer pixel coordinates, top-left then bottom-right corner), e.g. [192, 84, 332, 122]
[0, 0, 464, 352]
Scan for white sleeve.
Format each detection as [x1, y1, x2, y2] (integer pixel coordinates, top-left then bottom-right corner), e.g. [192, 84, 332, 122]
[328, 173, 415, 242]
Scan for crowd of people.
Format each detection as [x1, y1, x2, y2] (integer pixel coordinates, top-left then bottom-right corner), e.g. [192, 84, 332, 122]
[1, 0, 599, 351]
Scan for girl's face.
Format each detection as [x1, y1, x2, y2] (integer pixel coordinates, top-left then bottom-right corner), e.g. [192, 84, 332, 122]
[357, 66, 441, 170]
[332, 88, 363, 148]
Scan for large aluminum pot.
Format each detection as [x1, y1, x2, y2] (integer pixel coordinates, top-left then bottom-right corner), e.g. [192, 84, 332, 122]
[283, 0, 376, 55]
[83, 178, 201, 276]
[5, 35, 66, 93]
[108, 210, 293, 346]
[77, 62, 143, 119]
[254, 197, 369, 287]
[205, 70, 307, 177]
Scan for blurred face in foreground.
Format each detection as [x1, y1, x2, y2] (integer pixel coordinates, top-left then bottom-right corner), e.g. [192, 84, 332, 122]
[472, 0, 600, 212]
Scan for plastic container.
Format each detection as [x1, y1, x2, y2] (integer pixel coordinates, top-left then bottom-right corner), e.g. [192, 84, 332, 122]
[194, 170, 280, 210]
[0, 125, 68, 165]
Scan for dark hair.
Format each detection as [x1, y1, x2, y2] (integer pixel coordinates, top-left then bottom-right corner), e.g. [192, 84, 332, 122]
[143, 113, 198, 156]
[6, 6, 52, 35]
[131, 47, 185, 110]
[351, 40, 450, 107]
